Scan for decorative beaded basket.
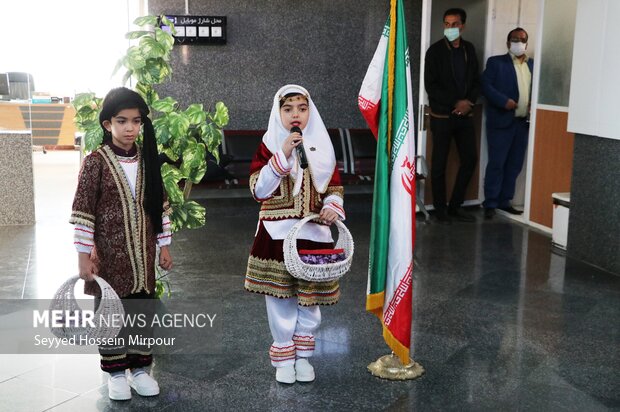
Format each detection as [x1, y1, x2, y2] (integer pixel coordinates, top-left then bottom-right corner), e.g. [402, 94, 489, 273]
[283, 214, 354, 282]
[49, 275, 125, 342]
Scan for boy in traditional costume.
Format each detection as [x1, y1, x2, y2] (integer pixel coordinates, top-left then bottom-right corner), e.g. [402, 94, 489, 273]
[244, 84, 345, 383]
[70, 87, 172, 400]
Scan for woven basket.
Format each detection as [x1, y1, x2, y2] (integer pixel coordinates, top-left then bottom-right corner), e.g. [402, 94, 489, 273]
[283, 213, 354, 282]
[49, 275, 125, 342]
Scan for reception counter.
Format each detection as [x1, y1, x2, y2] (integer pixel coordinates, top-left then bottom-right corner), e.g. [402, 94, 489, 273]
[0, 101, 76, 147]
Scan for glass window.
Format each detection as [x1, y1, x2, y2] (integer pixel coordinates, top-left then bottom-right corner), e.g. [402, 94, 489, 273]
[538, 0, 578, 106]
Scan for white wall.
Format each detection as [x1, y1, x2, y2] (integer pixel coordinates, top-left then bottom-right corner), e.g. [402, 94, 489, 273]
[568, 0, 620, 140]
[489, 0, 539, 57]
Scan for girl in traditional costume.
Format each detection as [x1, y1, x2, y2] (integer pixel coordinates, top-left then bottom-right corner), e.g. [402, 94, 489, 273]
[244, 84, 345, 384]
[70, 87, 172, 400]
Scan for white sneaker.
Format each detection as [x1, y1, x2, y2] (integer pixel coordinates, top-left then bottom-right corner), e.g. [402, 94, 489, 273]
[108, 374, 131, 401]
[295, 358, 315, 382]
[128, 372, 160, 396]
[275, 364, 296, 384]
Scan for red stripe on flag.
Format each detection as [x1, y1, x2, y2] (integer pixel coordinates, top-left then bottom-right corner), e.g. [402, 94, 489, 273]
[383, 263, 413, 347]
[358, 97, 381, 139]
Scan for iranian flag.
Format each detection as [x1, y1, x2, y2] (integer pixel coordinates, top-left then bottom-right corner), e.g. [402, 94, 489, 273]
[358, 0, 416, 365]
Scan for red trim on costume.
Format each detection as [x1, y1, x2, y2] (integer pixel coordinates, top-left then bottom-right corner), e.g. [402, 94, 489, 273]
[268, 158, 285, 177]
[74, 227, 94, 234]
[327, 202, 344, 214]
[271, 344, 296, 350]
[292, 334, 314, 340]
[297, 290, 339, 297]
[102, 362, 129, 368]
[298, 249, 344, 255]
[272, 153, 289, 175]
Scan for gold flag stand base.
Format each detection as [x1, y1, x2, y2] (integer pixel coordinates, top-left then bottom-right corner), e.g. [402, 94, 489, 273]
[367, 354, 425, 381]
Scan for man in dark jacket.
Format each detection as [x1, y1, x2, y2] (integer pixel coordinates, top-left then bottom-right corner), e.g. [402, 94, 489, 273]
[424, 7, 480, 223]
[481, 28, 533, 219]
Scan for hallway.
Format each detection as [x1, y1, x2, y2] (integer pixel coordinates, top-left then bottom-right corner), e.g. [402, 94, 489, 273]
[0, 152, 618, 411]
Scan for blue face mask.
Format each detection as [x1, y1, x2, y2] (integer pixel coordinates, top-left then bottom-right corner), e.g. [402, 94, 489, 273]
[444, 27, 460, 42]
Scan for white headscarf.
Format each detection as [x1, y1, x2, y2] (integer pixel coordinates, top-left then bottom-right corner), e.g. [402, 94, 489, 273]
[262, 84, 336, 195]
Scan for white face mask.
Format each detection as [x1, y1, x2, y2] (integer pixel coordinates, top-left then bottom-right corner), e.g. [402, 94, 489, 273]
[510, 42, 527, 56]
[444, 28, 460, 42]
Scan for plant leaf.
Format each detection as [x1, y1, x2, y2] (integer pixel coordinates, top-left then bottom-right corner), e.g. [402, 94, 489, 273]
[154, 27, 175, 51]
[153, 117, 171, 145]
[184, 104, 206, 124]
[134, 15, 159, 27]
[126, 46, 147, 69]
[84, 124, 103, 152]
[183, 200, 206, 229]
[155, 280, 165, 299]
[200, 123, 222, 158]
[161, 163, 184, 204]
[152, 97, 178, 114]
[171, 200, 205, 230]
[211, 102, 229, 127]
[160, 15, 174, 29]
[180, 140, 207, 183]
[168, 112, 190, 139]
[126, 30, 152, 40]
[140, 36, 166, 59]
[169, 202, 187, 232]
[72, 92, 96, 109]
[136, 82, 159, 106]
[161, 145, 179, 162]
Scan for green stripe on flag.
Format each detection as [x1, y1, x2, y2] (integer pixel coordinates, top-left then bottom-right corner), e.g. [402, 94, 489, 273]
[391, 0, 409, 164]
[367, 16, 392, 296]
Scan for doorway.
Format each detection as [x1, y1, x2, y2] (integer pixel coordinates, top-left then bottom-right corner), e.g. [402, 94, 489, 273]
[417, 0, 489, 210]
[417, 0, 541, 215]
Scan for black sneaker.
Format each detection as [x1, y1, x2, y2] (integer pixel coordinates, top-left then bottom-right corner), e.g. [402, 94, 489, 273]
[448, 207, 475, 222]
[484, 208, 496, 219]
[498, 206, 523, 215]
[434, 209, 452, 224]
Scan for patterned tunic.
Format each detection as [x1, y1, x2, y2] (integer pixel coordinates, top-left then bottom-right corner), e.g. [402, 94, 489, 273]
[70, 145, 165, 297]
[244, 142, 345, 306]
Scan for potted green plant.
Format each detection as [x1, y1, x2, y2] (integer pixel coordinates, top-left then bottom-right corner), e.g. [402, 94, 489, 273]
[72, 15, 229, 297]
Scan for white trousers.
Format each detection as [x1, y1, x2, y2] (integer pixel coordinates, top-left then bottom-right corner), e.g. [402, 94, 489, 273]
[265, 295, 321, 367]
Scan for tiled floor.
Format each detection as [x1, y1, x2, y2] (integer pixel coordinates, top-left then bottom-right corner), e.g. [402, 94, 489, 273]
[0, 151, 618, 411]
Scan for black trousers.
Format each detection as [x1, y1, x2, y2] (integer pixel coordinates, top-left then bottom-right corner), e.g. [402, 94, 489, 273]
[95, 291, 155, 373]
[430, 115, 477, 210]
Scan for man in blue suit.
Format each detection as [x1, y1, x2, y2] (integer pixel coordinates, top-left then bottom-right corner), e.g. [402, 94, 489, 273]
[481, 28, 533, 219]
